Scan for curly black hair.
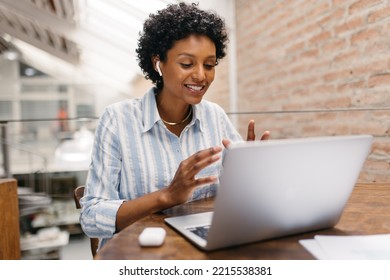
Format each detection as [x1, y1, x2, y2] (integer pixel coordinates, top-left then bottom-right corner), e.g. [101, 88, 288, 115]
[136, 2, 229, 89]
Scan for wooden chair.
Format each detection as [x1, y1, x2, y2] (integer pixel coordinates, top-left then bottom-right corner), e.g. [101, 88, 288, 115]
[73, 186, 99, 257]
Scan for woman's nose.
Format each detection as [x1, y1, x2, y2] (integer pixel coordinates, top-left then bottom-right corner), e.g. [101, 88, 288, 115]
[192, 65, 205, 81]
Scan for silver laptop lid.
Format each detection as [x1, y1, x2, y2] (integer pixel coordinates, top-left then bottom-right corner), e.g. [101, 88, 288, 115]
[204, 134, 373, 250]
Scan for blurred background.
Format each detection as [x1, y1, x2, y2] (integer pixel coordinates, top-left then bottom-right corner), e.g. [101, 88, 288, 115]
[1, 0, 390, 259]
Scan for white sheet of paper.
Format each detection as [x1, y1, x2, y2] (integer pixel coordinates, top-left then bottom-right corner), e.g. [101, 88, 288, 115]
[299, 239, 328, 260]
[300, 234, 390, 260]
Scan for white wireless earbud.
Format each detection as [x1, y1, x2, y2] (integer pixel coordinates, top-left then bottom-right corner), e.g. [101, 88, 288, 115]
[156, 61, 162, 76]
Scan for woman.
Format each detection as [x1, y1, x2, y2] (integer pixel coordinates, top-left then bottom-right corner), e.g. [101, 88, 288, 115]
[80, 2, 269, 250]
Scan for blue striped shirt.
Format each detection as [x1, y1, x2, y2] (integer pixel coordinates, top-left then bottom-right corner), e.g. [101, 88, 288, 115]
[80, 87, 242, 249]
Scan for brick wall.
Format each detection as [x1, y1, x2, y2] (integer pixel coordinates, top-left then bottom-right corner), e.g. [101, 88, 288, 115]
[234, 0, 390, 182]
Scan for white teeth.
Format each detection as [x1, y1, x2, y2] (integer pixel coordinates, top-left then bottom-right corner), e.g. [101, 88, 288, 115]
[186, 85, 203, 91]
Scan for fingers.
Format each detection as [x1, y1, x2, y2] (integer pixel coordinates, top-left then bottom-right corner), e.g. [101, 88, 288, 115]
[168, 146, 222, 204]
[261, 130, 270, 140]
[194, 175, 219, 186]
[184, 146, 222, 178]
[247, 120, 270, 141]
[222, 139, 231, 148]
[246, 120, 255, 141]
[189, 147, 222, 176]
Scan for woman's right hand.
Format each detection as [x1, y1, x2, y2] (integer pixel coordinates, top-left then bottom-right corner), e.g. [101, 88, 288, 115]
[162, 146, 222, 206]
[116, 145, 222, 232]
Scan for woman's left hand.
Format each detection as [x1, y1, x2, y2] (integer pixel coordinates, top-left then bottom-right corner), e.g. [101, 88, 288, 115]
[246, 119, 270, 141]
[222, 119, 270, 148]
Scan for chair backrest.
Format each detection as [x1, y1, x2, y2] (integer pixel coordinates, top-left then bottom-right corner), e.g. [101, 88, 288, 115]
[73, 186, 99, 257]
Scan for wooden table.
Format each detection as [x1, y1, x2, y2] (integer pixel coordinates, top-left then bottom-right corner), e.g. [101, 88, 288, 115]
[95, 183, 390, 260]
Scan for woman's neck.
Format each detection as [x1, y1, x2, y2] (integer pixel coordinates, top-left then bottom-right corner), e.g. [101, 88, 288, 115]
[155, 93, 192, 136]
[156, 93, 191, 124]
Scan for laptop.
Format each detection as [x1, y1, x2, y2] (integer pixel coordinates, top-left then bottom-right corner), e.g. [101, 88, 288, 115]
[164, 134, 373, 251]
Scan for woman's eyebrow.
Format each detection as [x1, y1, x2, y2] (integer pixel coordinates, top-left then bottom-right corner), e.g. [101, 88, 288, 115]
[177, 53, 217, 59]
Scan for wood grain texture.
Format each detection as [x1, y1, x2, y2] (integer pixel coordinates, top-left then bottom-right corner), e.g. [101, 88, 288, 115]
[0, 178, 20, 260]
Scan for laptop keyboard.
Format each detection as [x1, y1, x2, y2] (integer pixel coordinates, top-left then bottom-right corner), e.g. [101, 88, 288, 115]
[187, 225, 211, 240]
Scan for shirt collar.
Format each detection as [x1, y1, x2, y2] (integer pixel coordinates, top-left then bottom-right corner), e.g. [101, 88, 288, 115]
[142, 88, 160, 133]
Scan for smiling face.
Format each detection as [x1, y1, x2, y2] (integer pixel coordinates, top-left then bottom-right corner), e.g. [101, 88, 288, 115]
[157, 34, 217, 106]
